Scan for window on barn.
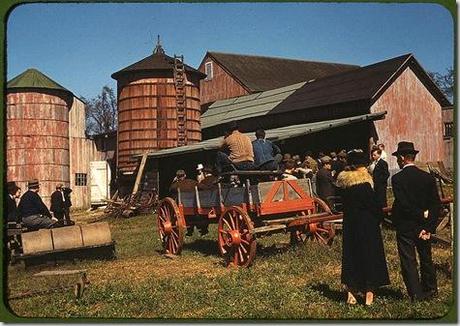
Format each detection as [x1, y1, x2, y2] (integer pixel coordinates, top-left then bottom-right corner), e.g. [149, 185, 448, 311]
[444, 122, 454, 139]
[205, 62, 213, 80]
[75, 173, 87, 186]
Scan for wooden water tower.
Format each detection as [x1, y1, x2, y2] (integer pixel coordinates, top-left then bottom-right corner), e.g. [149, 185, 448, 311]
[112, 37, 206, 175]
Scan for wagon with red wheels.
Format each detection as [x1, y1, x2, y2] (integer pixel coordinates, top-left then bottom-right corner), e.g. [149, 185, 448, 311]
[156, 172, 340, 267]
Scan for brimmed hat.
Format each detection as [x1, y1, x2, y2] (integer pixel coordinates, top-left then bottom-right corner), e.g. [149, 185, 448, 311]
[392, 141, 419, 156]
[320, 155, 332, 164]
[338, 151, 347, 158]
[27, 179, 40, 189]
[347, 150, 369, 166]
[7, 181, 20, 195]
[196, 164, 204, 171]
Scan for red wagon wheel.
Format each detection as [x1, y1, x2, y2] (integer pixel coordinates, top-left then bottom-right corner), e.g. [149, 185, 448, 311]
[292, 197, 335, 246]
[218, 206, 257, 267]
[157, 197, 186, 255]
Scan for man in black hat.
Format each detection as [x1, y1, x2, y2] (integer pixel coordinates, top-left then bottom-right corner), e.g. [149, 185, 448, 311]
[7, 182, 21, 223]
[18, 179, 57, 230]
[391, 141, 440, 301]
[50, 184, 66, 222]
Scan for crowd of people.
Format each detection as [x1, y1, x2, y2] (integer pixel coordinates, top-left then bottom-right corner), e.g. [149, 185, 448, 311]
[168, 121, 441, 306]
[7, 179, 74, 231]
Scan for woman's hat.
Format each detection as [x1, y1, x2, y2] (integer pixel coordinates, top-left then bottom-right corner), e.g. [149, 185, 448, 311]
[347, 150, 369, 166]
[392, 141, 419, 156]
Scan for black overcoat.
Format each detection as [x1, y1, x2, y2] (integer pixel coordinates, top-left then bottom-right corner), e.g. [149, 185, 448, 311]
[337, 168, 390, 290]
[372, 159, 390, 208]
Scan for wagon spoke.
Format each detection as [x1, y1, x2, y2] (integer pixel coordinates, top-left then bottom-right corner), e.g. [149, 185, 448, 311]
[240, 238, 250, 245]
[233, 248, 238, 266]
[223, 218, 233, 230]
[315, 233, 327, 245]
[228, 214, 236, 230]
[235, 213, 240, 230]
[239, 243, 248, 254]
[238, 247, 245, 263]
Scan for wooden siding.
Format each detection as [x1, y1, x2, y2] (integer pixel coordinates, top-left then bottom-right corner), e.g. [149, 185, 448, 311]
[199, 58, 250, 105]
[7, 91, 70, 203]
[117, 76, 201, 173]
[69, 98, 104, 208]
[371, 67, 444, 173]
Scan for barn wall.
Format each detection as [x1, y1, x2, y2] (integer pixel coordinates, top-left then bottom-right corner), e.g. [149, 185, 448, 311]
[371, 67, 444, 173]
[442, 108, 454, 171]
[69, 98, 104, 208]
[199, 57, 250, 105]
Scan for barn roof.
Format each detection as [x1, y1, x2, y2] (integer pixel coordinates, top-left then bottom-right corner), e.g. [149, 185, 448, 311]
[203, 52, 360, 92]
[112, 44, 206, 80]
[201, 53, 451, 130]
[271, 53, 451, 114]
[137, 112, 386, 159]
[7, 68, 74, 96]
[201, 81, 306, 129]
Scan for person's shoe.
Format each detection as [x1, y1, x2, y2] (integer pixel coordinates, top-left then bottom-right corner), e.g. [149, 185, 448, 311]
[365, 291, 374, 306]
[346, 292, 357, 305]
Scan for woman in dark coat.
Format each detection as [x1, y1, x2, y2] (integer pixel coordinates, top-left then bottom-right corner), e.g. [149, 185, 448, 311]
[337, 150, 390, 305]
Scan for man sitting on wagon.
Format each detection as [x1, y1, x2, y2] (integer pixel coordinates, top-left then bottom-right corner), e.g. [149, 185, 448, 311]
[215, 121, 255, 174]
[252, 129, 282, 171]
[197, 167, 219, 190]
[169, 170, 198, 198]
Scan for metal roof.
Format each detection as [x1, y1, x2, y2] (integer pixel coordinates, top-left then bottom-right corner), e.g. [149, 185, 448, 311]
[137, 112, 386, 159]
[7, 68, 74, 96]
[201, 81, 306, 129]
[203, 52, 360, 92]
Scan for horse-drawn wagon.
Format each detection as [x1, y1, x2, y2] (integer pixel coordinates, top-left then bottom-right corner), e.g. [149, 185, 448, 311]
[156, 172, 341, 267]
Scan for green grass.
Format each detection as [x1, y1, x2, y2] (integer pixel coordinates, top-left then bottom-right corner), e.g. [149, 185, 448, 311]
[6, 213, 454, 320]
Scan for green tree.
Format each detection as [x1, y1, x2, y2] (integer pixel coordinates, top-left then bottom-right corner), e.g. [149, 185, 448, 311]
[83, 86, 118, 135]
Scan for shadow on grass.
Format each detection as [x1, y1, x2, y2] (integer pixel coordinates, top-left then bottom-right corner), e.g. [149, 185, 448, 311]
[309, 283, 405, 303]
[310, 283, 344, 303]
[183, 239, 219, 256]
[257, 243, 291, 258]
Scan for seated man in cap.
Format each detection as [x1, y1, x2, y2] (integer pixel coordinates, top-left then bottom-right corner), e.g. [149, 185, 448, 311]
[215, 121, 255, 174]
[169, 170, 198, 198]
[316, 155, 336, 210]
[18, 180, 57, 230]
[50, 184, 66, 223]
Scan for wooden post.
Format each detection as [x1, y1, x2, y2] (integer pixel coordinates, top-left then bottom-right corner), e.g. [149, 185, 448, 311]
[246, 179, 253, 207]
[132, 152, 148, 196]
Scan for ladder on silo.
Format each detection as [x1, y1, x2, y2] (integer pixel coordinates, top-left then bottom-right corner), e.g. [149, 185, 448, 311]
[174, 55, 187, 147]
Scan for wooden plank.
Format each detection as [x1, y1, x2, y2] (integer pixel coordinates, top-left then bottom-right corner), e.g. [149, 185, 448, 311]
[34, 270, 86, 277]
[132, 152, 148, 195]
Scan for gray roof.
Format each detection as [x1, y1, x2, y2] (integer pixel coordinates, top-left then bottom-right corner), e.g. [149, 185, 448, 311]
[201, 81, 306, 129]
[137, 112, 386, 159]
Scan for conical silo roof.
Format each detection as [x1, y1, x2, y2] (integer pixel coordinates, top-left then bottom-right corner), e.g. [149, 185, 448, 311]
[8, 68, 74, 97]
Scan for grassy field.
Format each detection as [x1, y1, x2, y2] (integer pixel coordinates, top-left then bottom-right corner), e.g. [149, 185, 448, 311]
[6, 211, 454, 321]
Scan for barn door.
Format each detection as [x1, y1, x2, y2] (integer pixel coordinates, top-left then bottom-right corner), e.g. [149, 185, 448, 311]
[90, 161, 111, 205]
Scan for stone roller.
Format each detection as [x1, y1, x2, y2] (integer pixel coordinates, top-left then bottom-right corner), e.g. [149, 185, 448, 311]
[21, 222, 113, 256]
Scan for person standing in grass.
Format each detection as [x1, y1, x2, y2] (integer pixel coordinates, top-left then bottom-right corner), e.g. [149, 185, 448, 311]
[337, 150, 390, 306]
[391, 141, 440, 302]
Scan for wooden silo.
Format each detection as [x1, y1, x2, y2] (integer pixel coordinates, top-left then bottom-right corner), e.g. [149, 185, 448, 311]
[7, 68, 74, 202]
[111, 40, 206, 175]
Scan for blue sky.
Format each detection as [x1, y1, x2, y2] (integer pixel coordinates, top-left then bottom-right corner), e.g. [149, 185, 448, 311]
[7, 3, 454, 99]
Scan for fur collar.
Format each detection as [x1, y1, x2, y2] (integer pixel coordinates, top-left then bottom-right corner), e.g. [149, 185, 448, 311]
[337, 167, 374, 189]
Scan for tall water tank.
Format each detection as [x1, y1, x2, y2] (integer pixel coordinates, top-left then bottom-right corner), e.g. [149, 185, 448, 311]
[7, 68, 73, 201]
[112, 40, 206, 174]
